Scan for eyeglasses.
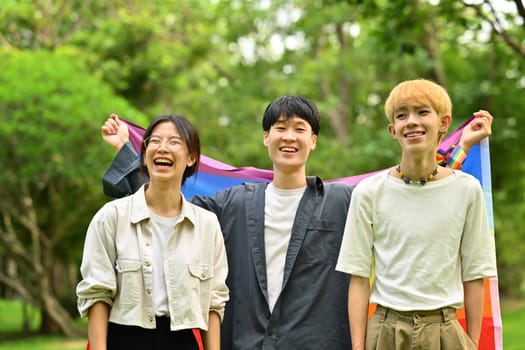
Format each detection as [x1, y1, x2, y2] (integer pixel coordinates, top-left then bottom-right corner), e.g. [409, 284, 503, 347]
[144, 136, 185, 151]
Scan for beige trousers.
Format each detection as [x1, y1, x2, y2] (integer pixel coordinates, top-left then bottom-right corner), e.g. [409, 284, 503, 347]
[365, 305, 477, 350]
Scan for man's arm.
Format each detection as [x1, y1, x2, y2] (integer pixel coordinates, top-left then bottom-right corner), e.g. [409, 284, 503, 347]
[102, 141, 147, 198]
[348, 275, 371, 350]
[458, 110, 493, 154]
[438, 111, 494, 169]
[101, 115, 148, 198]
[463, 278, 485, 347]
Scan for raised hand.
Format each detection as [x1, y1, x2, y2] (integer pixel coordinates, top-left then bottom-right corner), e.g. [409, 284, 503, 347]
[101, 114, 130, 151]
[458, 110, 494, 153]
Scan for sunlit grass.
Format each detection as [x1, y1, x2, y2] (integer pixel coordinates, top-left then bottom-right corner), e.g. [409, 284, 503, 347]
[0, 337, 85, 350]
[0, 298, 40, 333]
[0, 298, 86, 350]
[501, 300, 525, 350]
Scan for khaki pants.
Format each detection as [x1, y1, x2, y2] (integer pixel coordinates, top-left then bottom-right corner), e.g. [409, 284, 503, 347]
[365, 305, 477, 350]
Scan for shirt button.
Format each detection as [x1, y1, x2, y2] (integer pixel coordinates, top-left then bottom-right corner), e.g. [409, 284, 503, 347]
[145, 261, 151, 267]
[146, 289, 151, 295]
[145, 242, 150, 247]
[148, 316, 154, 322]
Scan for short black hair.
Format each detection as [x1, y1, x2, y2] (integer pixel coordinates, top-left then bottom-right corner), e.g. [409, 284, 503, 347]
[262, 96, 321, 135]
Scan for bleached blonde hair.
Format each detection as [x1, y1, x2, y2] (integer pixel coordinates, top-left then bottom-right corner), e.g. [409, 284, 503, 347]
[384, 79, 452, 123]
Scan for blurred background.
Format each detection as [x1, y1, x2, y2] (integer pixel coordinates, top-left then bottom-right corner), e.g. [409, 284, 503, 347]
[0, 0, 523, 347]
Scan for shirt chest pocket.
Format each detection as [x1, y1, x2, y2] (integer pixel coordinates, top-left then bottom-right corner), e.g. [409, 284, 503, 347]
[188, 264, 213, 281]
[299, 219, 342, 265]
[115, 259, 142, 306]
[187, 264, 214, 306]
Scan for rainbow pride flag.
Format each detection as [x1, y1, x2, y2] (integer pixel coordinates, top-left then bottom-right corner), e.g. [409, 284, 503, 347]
[124, 118, 502, 350]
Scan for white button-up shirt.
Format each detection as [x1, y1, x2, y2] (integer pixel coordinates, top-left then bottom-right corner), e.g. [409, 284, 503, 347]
[76, 185, 229, 331]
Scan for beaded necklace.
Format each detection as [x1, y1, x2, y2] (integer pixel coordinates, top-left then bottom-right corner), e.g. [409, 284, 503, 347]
[395, 165, 438, 185]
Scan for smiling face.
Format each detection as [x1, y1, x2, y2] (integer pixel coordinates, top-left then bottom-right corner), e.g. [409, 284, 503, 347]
[388, 105, 451, 155]
[384, 79, 453, 157]
[263, 115, 317, 175]
[143, 121, 196, 185]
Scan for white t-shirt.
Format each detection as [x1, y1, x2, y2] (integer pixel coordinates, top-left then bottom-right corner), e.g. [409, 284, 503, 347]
[336, 169, 497, 310]
[150, 211, 181, 316]
[264, 183, 305, 312]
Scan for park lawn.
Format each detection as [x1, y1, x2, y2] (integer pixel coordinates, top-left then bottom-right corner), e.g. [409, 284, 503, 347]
[0, 337, 86, 350]
[0, 298, 40, 333]
[501, 302, 525, 350]
[0, 298, 86, 350]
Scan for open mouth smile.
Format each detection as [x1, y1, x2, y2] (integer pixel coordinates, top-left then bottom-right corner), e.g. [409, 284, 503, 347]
[404, 131, 425, 139]
[154, 158, 174, 166]
[279, 146, 298, 153]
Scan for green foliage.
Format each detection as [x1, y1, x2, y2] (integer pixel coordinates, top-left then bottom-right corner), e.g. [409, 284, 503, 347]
[494, 202, 525, 298]
[0, 49, 141, 184]
[0, 49, 147, 260]
[0, 1, 524, 330]
[0, 48, 146, 333]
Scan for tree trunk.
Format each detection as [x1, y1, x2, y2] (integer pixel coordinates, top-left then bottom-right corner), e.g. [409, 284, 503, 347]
[0, 189, 85, 338]
[37, 265, 85, 337]
[38, 277, 84, 337]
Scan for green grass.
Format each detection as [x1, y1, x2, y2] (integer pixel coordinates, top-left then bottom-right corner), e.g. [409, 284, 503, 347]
[502, 302, 525, 350]
[0, 298, 86, 350]
[0, 298, 40, 333]
[0, 298, 524, 349]
[0, 337, 85, 350]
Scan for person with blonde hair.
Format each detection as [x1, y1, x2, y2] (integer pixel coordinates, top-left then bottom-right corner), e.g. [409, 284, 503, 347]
[336, 79, 498, 350]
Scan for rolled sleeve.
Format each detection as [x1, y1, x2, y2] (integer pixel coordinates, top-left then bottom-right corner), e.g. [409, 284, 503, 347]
[76, 206, 118, 317]
[209, 225, 229, 321]
[76, 279, 115, 317]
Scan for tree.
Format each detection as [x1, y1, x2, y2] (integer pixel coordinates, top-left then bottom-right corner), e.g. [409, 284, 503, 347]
[0, 48, 146, 336]
[463, 0, 525, 59]
[0, 0, 524, 307]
